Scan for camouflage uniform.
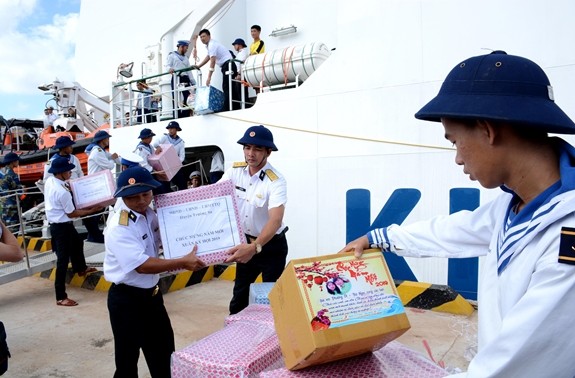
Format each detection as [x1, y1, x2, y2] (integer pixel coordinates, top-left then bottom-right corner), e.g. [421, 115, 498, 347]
[0, 167, 22, 228]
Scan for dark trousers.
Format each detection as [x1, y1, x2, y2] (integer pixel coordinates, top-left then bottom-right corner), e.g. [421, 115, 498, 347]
[108, 284, 174, 378]
[229, 233, 288, 314]
[172, 75, 192, 118]
[50, 222, 88, 301]
[136, 108, 154, 124]
[221, 61, 241, 111]
[210, 171, 224, 184]
[82, 215, 104, 243]
[171, 168, 188, 191]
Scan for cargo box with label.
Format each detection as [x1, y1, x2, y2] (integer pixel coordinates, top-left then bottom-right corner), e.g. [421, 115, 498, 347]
[269, 250, 411, 370]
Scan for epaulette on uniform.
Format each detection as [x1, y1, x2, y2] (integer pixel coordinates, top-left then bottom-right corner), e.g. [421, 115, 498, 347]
[97, 147, 103, 152]
[265, 169, 278, 181]
[233, 161, 248, 168]
[119, 210, 130, 226]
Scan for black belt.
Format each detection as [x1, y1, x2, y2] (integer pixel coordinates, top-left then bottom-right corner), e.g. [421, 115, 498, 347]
[246, 227, 288, 242]
[49, 221, 73, 225]
[112, 283, 160, 297]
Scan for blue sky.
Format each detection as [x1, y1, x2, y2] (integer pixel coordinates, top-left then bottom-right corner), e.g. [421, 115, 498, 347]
[0, 0, 80, 121]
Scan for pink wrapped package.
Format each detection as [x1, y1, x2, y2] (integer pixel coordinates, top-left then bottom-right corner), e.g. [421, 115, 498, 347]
[259, 341, 447, 377]
[148, 143, 182, 181]
[171, 321, 284, 378]
[68, 169, 116, 209]
[224, 304, 275, 327]
[155, 180, 246, 265]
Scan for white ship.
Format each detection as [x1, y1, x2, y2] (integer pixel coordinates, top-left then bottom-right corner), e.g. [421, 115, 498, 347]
[70, 0, 575, 300]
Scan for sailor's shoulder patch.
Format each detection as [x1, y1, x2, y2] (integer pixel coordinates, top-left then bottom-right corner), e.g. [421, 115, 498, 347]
[265, 169, 278, 181]
[558, 227, 575, 265]
[233, 161, 248, 168]
[97, 147, 103, 152]
[119, 210, 130, 226]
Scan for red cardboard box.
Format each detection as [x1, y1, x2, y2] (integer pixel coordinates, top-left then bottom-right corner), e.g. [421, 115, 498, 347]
[269, 250, 411, 370]
[148, 143, 182, 181]
[68, 170, 116, 209]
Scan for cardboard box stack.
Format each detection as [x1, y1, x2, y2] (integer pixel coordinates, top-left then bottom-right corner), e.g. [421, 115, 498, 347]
[148, 143, 182, 181]
[268, 250, 411, 370]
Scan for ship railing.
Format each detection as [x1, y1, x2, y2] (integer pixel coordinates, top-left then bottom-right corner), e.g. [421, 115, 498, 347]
[111, 67, 202, 128]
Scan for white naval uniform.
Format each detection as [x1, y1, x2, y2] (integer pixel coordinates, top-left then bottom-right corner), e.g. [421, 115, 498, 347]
[103, 202, 162, 289]
[44, 176, 75, 223]
[153, 134, 185, 162]
[134, 142, 154, 172]
[43, 154, 84, 181]
[369, 190, 575, 378]
[221, 161, 287, 237]
[88, 146, 120, 174]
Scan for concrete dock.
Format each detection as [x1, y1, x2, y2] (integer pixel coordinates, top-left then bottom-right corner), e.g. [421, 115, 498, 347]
[0, 242, 477, 377]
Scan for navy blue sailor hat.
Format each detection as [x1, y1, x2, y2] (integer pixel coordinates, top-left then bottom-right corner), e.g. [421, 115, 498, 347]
[92, 130, 111, 143]
[237, 125, 278, 151]
[166, 121, 182, 131]
[2, 152, 20, 164]
[114, 166, 161, 198]
[54, 136, 75, 149]
[48, 156, 76, 174]
[177, 40, 190, 47]
[137, 128, 156, 139]
[415, 50, 575, 134]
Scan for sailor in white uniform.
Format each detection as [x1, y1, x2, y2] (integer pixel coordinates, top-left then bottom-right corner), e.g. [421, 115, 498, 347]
[43, 136, 83, 181]
[222, 125, 288, 314]
[134, 128, 156, 173]
[104, 166, 206, 377]
[340, 51, 575, 378]
[87, 130, 120, 175]
[44, 156, 101, 306]
[153, 121, 187, 190]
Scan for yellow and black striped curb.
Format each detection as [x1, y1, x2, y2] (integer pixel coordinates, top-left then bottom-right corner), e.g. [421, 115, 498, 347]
[17, 236, 52, 252]
[34, 263, 474, 315]
[213, 264, 474, 316]
[394, 279, 474, 316]
[35, 265, 215, 294]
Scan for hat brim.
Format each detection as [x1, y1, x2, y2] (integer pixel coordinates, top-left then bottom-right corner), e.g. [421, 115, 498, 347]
[415, 94, 575, 134]
[48, 162, 76, 174]
[114, 181, 161, 198]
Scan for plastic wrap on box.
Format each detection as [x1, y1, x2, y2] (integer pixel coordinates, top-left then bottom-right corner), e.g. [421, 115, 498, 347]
[69, 169, 116, 209]
[259, 341, 447, 377]
[194, 86, 224, 115]
[249, 282, 275, 305]
[171, 321, 284, 378]
[155, 180, 246, 264]
[225, 304, 275, 327]
[148, 143, 182, 181]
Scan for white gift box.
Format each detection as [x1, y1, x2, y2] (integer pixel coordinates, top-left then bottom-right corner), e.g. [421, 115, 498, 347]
[68, 170, 116, 209]
[155, 180, 246, 265]
[148, 143, 182, 181]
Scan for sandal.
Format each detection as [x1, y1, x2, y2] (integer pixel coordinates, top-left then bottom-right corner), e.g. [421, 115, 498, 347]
[78, 267, 98, 277]
[56, 298, 78, 306]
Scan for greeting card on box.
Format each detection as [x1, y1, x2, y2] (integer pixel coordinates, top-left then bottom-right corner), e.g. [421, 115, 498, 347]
[155, 179, 246, 265]
[294, 254, 405, 331]
[69, 170, 116, 209]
